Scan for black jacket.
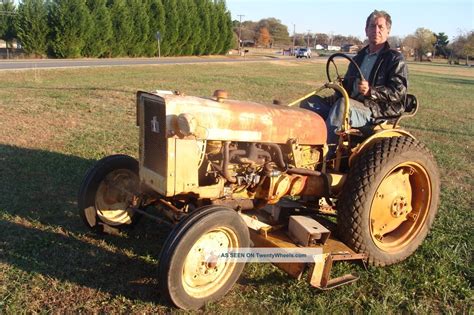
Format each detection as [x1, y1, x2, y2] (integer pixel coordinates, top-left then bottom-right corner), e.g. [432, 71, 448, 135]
[343, 42, 408, 118]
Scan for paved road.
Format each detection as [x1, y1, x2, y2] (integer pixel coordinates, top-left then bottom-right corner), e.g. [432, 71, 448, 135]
[0, 56, 300, 70]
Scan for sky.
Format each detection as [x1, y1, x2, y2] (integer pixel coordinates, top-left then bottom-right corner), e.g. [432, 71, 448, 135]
[226, 0, 474, 41]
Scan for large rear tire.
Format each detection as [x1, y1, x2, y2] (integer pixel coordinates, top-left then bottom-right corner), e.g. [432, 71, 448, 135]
[337, 136, 440, 266]
[78, 154, 141, 232]
[158, 206, 250, 309]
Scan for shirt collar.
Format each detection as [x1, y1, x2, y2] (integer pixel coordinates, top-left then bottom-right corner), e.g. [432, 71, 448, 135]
[367, 47, 382, 57]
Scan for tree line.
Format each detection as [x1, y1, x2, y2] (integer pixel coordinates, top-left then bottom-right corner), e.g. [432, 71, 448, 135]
[0, 0, 233, 58]
[233, 17, 474, 62]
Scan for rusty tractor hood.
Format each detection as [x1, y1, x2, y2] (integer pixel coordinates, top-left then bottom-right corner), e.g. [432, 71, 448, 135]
[139, 90, 327, 145]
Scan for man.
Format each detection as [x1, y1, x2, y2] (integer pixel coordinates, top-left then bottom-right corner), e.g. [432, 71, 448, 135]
[302, 10, 408, 156]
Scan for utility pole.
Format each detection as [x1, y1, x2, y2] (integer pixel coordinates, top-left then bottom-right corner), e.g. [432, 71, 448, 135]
[292, 24, 296, 55]
[307, 30, 311, 47]
[237, 14, 245, 55]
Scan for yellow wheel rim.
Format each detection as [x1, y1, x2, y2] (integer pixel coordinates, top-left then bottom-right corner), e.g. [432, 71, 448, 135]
[182, 227, 239, 298]
[94, 169, 139, 226]
[370, 162, 432, 252]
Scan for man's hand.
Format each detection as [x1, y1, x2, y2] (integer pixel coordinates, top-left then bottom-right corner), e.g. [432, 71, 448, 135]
[358, 80, 370, 96]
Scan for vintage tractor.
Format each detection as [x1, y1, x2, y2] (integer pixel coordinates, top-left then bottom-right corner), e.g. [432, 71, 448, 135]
[78, 54, 440, 309]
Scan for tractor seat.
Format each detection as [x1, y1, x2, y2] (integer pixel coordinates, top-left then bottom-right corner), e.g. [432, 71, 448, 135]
[353, 94, 418, 139]
[371, 94, 419, 127]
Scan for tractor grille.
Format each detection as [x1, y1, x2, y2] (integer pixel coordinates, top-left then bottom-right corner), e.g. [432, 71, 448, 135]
[143, 97, 167, 175]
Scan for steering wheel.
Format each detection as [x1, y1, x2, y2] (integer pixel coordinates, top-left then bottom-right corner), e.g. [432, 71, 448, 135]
[326, 53, 365, 83]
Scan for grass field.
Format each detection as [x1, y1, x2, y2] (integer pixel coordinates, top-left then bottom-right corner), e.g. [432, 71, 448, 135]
[0, 59, 472, 313]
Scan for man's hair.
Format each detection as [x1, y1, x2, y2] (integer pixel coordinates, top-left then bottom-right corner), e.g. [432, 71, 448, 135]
[366, 10, 392, 30]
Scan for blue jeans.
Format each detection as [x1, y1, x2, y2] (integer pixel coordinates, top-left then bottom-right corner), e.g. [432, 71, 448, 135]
[326, 98, 372, 156]
[301, 96, 373, 157]
[300, 95, 332, 120]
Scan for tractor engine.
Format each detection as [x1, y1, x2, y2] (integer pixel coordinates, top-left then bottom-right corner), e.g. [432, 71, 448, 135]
[203, 140, 328, 209]
[136, 90, 329, 210]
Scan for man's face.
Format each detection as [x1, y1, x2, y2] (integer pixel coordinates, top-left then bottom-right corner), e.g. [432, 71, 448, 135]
[365, 17, 390, 46]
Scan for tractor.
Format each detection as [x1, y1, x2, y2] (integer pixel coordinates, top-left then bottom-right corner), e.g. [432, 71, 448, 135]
[78, 53, 440, 309]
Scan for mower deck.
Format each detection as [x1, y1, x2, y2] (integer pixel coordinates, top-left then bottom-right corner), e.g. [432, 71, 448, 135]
[240, 203, 367, 290]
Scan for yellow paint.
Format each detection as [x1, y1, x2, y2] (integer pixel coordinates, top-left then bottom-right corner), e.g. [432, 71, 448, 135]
[349, 130, 416, 166]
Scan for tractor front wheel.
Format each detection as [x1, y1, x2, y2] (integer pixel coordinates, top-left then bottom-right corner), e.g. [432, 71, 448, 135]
[158, 206, 250, 309]
[337, 136, 440, 266]
[78, 154, 141, 232]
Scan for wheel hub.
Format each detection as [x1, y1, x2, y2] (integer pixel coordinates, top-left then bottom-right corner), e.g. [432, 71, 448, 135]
[182, 228, 238, 298]
[391, 196, 409, 218]
[370, 162, 431, 251]
[95, 169, 139, 226]
[371, 169, 412, 237]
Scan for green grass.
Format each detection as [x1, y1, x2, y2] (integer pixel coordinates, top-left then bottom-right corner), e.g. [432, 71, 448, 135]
[0, 60, 472, 313]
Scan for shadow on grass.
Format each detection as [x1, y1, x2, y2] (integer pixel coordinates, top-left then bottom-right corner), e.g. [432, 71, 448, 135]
[0, 220, 163, 304]
[0, 144, 170, 304]
[0, 144, 92, 230]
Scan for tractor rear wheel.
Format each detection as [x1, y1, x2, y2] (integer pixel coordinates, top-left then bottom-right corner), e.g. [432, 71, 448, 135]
[78, 154, 141, 232]
[337, 136, 440, 266]
[158, 206, 249, 309]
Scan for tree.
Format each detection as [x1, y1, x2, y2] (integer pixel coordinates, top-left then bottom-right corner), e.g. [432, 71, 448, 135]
[49, 0, 91, 58]
[211, 0, 232, 54]
[218, 1, 233, 54]
[346, 35, 363, 46]
[175, 0, 197, 55]
[258, 27, 271, 47]
[314, 33, 329, 46]
[144, 0, 165, 57]
[206, 1, 219, 54]
[108, 0, 132, 57]
[293, 34, 306, 46]
[413, 27, 436, 61]
[434, 32, 449, 57]
[0, 0, 16, 55]
[239, 20, 257, 42]
[194, 0, 210, 55]
[161, 0, 179, 56]
[83, 0, 112, 57]
[256, 18, 289, 45]
[332, 35, 346, 46]
[126, 0, 149, 57]
[464, 32, 474, 63]
[16, 0, 49, 56]
[451, 31, 474, 65]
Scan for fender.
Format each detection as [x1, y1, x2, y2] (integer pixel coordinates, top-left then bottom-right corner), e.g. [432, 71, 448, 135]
[349, 129, 416, 166]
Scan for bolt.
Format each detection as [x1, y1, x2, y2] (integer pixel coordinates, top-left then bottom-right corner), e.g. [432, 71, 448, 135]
[407, 213, 418, 221]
